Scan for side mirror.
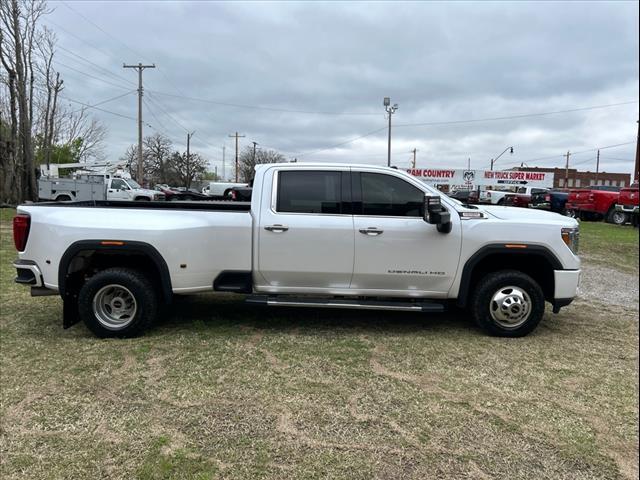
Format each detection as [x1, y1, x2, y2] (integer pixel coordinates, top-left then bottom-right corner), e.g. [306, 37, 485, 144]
[423, 196, 452, 234]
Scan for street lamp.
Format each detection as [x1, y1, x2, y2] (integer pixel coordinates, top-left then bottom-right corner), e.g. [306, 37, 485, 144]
[490, 146, 514, 171]
[384, 97, 398, 167]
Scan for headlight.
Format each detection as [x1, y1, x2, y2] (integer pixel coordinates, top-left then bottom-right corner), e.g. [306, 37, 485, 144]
[561, 227, 579, 254]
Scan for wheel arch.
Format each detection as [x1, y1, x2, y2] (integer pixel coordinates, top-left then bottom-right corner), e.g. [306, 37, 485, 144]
[58, 240, 172, 303]
[456, 244, 562, 308]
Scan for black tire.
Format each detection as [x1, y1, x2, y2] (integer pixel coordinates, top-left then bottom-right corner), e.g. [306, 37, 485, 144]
[606, 207, 627, 225]
[56, 195, 72, 202]
[470, 270, 545, 337]
[78, 268, 158, 338]
[134, 197, 151, 201]
[497, 198, 505, 206]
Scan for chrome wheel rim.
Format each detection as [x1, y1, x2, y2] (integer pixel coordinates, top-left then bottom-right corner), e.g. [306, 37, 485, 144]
[92, 284, 137, 330]
[612, 212, 626, 225]
[489, 285, 531, 328]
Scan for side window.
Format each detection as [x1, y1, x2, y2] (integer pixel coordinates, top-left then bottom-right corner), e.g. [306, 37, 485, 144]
[276, 170, 342, 214]
[360, 173, 424, 217]
[111, 179, 127, 190]
[531, 188, 546, 194]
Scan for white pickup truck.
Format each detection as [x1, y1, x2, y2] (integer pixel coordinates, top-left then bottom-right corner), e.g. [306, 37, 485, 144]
[480, 186, 549, 205]
[13, 163, 580, 338]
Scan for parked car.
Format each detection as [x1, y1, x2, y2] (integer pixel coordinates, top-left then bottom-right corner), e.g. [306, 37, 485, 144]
[154, 185, 210, 201]
[565, 186, 623, 223]
[448, 189, 473, 203]
[13, 162, 580, 339]
[530, 189, 570, 215]
[502, 187, 549, 209]
[615, 184, 639, 226]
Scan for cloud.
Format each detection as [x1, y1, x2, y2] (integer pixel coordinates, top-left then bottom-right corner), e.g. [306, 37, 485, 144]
[47, 1, 639, 178]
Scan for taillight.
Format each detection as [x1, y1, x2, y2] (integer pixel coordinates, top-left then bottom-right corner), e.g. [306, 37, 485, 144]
[231, 190, 237, 201]
[13, 214, 30, 251]
[545, 194, 550, 201]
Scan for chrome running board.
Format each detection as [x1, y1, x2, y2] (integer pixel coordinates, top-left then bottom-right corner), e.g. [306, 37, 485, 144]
[245, 295, 445, 312]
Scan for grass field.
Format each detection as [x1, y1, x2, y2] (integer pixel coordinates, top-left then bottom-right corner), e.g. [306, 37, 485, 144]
[1, 208, 638, 479]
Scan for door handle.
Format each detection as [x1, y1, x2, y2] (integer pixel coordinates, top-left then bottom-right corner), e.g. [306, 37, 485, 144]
[264, 224, 289, 233]
[359, 227, 383, 236]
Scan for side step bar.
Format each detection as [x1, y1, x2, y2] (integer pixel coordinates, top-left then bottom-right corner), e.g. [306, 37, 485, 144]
[245, 295, 445, 312]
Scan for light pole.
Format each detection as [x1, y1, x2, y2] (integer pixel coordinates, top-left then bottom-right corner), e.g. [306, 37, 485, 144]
[490, 146, 514, 171]
[384, 97, 398, 167]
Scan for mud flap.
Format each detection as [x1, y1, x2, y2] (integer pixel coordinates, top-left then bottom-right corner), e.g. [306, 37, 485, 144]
[62, 293, 80, 329]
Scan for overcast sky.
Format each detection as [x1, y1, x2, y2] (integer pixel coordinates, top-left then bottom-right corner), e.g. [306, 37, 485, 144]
[46, 1, 639, 179]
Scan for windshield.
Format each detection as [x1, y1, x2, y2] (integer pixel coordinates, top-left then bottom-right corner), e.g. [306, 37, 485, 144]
[127, 179, 142, 189]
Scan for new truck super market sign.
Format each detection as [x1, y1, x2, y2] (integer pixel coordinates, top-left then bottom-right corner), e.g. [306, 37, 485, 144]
[407, 169, 554, 189]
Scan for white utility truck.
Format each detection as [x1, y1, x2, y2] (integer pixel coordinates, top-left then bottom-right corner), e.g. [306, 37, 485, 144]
[479, 185, 549, 205]
[13, 163, 580, 338]
[38, 162, 164, 202]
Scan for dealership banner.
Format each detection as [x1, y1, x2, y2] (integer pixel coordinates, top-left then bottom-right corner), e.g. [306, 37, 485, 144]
[407, 169, 554, 189]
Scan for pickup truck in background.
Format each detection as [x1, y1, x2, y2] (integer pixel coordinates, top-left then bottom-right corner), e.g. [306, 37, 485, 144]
[614, 184, 639, 227]
[202, 181, 249, 199]
[13, 163, 581, 339]
[565, 186, 623, 224]
[529, 190, 570, 214]
[480, 186, 548, 205]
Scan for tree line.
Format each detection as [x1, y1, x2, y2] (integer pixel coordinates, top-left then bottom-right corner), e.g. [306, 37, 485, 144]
[119, 133, 210, 189]
[1, 0, 107, 205]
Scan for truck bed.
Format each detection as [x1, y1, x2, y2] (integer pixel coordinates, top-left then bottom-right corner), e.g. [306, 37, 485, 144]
[32, 200, 252, 211]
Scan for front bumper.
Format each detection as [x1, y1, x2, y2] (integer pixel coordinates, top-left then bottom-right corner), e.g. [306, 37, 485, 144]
[615, 204, 639, 214]
[13, 259, 43, 287]
[552, 269, 581, 312]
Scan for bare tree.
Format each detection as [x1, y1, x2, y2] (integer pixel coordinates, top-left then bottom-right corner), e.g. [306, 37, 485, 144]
[143, 132, 172, 183]
[55, 106, 107, 162]
[0, 0, 51, 202]
[169, 150, 207, 189]
[238, 146, 285, 183]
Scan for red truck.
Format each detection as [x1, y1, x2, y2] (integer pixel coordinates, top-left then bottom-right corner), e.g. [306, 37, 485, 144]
[565, 186, 624, 224]
[614, 184, 639, 227]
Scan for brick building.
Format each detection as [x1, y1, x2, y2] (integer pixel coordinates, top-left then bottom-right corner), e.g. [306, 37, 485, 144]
[511, 166, 631, 189]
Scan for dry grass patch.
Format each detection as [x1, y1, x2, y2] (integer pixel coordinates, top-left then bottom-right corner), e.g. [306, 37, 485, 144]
[1, 213, 638, 479]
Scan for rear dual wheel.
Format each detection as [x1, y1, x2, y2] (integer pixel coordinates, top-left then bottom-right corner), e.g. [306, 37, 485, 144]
[78, 268, 157, 338]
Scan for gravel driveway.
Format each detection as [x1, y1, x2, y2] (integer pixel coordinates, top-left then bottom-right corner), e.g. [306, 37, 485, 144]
[579, 261, 639, 311]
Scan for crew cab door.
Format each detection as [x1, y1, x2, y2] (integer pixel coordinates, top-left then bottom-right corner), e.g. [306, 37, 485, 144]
[107, 178, 133, 200]
[256, 168, 354, 291]
[350, 170, 462, 296]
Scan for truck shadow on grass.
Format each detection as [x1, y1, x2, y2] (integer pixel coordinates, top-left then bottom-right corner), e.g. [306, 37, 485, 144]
[156, 294, 481, 336]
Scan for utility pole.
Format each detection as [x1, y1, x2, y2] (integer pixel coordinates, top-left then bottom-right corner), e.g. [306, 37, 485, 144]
[186, 131, 195, 188]
[490, 146, 513, 171]
[563, 150, 571, 188]
[467, 157, 471, 171]
[228, 132, 245, 182]
[411, 148, 417, 169]
[252, 141, 258, 165]
[384, 97, 398, 167]
[222, 146, 226, 181]
[595, 149, 600, 185]
[123, 62, 155, 183]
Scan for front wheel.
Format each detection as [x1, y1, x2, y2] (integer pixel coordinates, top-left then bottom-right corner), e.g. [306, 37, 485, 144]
[470, 270, 545, 337]
[78, 268, 158, 338]
[607, 208, 628, 225]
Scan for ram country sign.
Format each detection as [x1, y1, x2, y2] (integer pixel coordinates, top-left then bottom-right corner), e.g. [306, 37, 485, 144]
[407, 169, 554, 189]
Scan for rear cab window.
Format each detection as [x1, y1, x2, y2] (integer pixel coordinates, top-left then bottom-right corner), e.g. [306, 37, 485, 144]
[276, 170, 346, 214]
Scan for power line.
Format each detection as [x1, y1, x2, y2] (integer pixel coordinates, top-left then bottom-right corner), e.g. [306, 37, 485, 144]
[56, 46, 135, 86]
[147, 90, 383, 116]
[53, 60, 132, 90]
[395, 100, 639, 129]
